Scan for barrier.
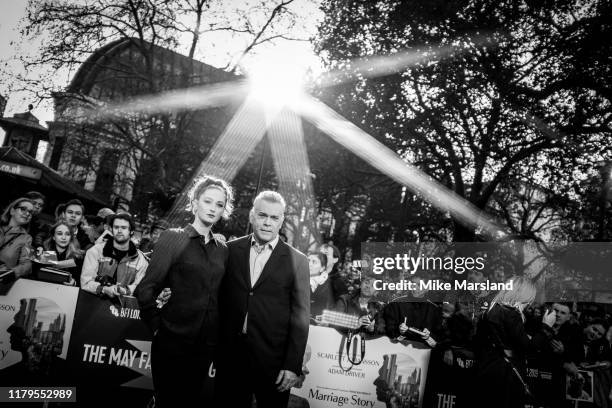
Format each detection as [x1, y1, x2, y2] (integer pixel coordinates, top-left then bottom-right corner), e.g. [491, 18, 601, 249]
[0, 279, 78, 386]
[290, 325, 431, 408]
[1, 281, 605, 408]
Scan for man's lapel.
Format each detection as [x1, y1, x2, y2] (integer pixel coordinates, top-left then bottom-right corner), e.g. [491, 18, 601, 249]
[236, 235, 253, 289]
[252, 239, 288, 290]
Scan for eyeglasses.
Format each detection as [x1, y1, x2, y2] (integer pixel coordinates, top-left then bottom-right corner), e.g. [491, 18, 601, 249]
[15, 206, 34, 216]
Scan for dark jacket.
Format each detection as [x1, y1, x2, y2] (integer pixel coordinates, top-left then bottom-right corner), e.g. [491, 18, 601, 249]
[27, 216, 50, 248]
[473, 303, 553, 408]
[135, 226, 228, 343]
[329, 269, 348, 300]
[75, 226, 93, 252]
[384, 296, 443, 341]
[311, 279, 334, 318]
[218, 235, 310, 377]
[554, 321, 585, 365]
[334, 293, 368, 317]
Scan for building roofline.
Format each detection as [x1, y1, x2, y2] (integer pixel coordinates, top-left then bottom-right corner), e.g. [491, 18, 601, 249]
[67, 37, 235, 95]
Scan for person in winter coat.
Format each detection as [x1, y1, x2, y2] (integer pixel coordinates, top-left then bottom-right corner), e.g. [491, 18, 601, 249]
[0, 197, 34, 280]
[473, 277, 556, 408]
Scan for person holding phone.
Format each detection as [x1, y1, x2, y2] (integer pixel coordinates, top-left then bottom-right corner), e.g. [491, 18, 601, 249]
[384, 274, 443, 346]
[334, 276, 379, 333]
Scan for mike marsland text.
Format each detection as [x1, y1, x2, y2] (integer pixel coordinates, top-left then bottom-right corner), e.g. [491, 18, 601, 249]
[373, 278, 513, 292]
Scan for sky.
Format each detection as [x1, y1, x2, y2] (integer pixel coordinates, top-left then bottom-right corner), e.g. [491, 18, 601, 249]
[0, 0, 324, 144]
[0, 1, 44, 120]
[32, 297, 65, 332]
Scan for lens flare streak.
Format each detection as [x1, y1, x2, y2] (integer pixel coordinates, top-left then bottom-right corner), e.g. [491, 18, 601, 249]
[165, 95, 269, 223]
[317, 35, 497, 88]
[93, 80, 250, 120]
[294, 95, 507, 241]
[268, 107, 319, 243]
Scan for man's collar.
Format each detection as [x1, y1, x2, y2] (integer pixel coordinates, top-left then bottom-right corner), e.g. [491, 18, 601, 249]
[103, 238, 137, 257]
[250, 234, 280, 251]
[185, 224, 219, 246]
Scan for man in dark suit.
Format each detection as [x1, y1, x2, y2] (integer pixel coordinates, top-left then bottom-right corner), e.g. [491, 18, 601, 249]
[216, 191, 310, 408]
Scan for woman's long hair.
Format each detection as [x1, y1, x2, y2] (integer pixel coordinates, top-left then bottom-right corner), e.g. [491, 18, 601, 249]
[491, 276, 536, 309]
[1, 197, 33, 226]
[43, 221, 79, 259]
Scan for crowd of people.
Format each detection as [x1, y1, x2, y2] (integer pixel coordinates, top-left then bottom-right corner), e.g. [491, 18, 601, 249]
[2, 187, 611, 408]
[307, 249, 612, 408]
[0, 192, 165, 292]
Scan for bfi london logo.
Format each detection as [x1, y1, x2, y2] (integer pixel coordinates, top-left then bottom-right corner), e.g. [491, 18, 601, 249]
[109, 305, 140, 320]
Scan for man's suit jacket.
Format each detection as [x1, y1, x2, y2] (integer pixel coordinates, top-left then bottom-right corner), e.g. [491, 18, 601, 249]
[219, 235, 310, 377]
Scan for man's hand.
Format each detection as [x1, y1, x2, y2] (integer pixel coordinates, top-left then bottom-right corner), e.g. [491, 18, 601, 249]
[398, 317, 408, 334]
[359, 315, 373, 331]
[551, 339, 565, 354]
[443, 349, 454, 366]
[275, 370, 298, 392]
[156, 288, 172, 308]
[563, 362, 581, 378]
[421, 328, 437, 348]
[102, 285, 118, 298]
[542, 309, 556, 328]
[63, 277, 77, 286]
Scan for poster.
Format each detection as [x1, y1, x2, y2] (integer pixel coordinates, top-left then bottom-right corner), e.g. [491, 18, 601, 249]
[65, 291, 155, 406]
[566, 370, 594, 403]
[422, 347, 475, 408]
[0, 278, 78, 385]
[290, 325, 431, 408]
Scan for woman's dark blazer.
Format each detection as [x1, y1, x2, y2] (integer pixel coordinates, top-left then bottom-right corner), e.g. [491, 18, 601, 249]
[135, 225, 228, 344]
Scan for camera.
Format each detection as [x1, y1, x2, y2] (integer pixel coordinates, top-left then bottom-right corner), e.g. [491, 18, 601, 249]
[95, 274, 115, 286]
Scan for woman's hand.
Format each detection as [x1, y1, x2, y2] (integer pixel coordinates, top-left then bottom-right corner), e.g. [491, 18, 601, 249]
[156, 288, 172, 308]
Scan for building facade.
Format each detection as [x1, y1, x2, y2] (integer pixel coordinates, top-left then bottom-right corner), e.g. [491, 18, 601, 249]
[44, 38, 237, 216]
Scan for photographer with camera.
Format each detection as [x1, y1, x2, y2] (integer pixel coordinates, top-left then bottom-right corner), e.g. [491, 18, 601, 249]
[81, 212, 148, 298]
[334, 276, 383, 335]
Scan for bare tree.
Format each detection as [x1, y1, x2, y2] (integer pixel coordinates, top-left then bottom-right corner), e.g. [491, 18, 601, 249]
[17, 0, 313, 221]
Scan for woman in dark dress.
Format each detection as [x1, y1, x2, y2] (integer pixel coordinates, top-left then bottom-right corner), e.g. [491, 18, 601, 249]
[473, 277, 556, 408]
[135, 175, 234, 408]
